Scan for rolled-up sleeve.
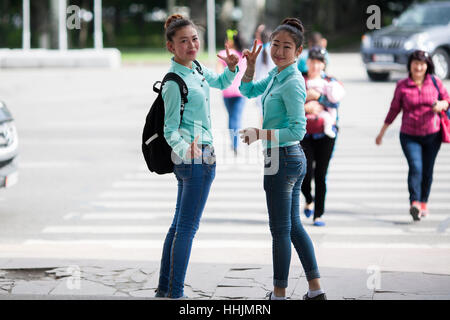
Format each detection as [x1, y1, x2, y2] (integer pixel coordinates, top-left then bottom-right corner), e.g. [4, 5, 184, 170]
[239, 75, 272, 99]
[203, 65, 238, 89]
[275, 78, 307, 142]
[385, 82, 403, 125]
[162, 81, 190, 160]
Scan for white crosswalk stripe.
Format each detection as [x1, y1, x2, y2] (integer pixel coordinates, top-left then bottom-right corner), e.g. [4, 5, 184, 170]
[24, 128, 450, 251]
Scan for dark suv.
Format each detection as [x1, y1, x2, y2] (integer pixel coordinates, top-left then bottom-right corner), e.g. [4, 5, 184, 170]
[361, 1, 450, 81]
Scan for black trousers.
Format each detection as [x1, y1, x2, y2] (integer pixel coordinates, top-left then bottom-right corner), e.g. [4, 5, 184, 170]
[300, 135, 336, 219]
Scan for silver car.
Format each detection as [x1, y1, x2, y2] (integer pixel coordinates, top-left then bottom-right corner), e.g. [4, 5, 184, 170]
[361, 1, 450, 81]
[0, 101, 18, 188]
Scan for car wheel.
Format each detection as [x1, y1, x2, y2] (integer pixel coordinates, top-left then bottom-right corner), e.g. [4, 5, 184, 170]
[432, 48, 450, 79]
[367, 71, 390, 82]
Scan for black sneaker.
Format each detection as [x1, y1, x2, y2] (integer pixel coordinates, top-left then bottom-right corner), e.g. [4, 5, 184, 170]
[410, 203, 421, 221]
[303, 292, 327, 300]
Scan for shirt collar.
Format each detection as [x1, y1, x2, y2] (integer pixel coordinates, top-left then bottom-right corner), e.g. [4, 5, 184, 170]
[270, 62, 298, 82]
[406, 74, 431, 87]
[171, 58, 194, 76]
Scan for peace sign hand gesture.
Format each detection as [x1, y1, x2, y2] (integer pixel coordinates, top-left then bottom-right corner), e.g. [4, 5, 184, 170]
[242, 40, 262, 68]
[217, 43, 239, 72]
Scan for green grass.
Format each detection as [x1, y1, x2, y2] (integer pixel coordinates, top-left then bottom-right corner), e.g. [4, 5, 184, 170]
[120, 48, 211, 63]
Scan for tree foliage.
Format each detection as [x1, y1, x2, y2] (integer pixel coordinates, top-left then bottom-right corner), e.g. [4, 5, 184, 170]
[0, 0, 432, 50]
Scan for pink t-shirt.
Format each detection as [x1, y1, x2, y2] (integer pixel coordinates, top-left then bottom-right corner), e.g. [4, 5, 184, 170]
[218, 49, 247, 98]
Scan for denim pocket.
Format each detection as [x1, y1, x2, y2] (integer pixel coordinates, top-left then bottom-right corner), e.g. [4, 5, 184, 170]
[284, 156, 304, 180]
[285, 145, 302, 157]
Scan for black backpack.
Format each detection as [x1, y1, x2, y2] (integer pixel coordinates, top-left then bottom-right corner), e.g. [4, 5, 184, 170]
[142, 61, 202, 174]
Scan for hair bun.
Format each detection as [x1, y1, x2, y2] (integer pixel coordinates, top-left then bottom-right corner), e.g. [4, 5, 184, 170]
[165, 14, 184, 30]
[281, 18, 304, 33]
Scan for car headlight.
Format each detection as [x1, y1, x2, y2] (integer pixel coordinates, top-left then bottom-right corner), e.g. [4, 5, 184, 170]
[404, 39, 415, 51]
[404, 34, 431, 52]
[416, 33, 431, 51]
[362, 35, 371, 48]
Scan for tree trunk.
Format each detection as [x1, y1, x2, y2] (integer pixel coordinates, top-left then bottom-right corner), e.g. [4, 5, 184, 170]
[238, 0, 264, 46]
[31, 0, 50, 48]
[49, 0, 59, 49]
[78, 0, 90, 48]
[189, 0, 206, 53]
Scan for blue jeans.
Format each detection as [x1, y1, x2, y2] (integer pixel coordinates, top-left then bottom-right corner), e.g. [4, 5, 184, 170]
[223, 96, 245, 151]
[400, 132, 441, 204]
[157, 146, 216, 298]
[264, 144, 321, 288]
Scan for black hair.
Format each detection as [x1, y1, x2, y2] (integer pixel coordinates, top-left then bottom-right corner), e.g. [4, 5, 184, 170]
[308, 46, 327, 64]
[407, 50, 435, 77]
[270, 17, 305, 49]
[232, 33, 244, 52]
[164, 14, 196, 42]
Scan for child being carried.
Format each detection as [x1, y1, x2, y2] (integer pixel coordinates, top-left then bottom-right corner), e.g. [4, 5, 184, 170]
[305, 77, 344, 138]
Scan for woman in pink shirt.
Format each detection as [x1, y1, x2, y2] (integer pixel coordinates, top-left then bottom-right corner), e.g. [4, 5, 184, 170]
[376, 50, 450, 221]
[217, 32, 247, 156]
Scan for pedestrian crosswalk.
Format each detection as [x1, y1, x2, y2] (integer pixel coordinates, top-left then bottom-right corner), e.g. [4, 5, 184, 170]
[24, 129, 450, 252]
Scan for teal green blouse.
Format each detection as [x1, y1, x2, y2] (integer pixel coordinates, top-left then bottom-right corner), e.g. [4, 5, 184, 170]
[239, 62, 307, 149]
[162, 59, 238, 159]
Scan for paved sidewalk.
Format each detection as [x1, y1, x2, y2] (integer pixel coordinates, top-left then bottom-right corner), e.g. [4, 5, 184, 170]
[1, 254, 449, 300]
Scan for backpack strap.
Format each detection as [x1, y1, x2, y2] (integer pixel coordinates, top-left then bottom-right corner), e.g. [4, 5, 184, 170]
[151, 65, 201, 126]
[193, 60, 203, 75]
[152, 72, 188, 127]
[430, 75, 442, 100]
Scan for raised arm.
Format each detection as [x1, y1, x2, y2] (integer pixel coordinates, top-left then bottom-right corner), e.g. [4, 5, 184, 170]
[239, 40, 271, 98]
[203, 43, 239, 89]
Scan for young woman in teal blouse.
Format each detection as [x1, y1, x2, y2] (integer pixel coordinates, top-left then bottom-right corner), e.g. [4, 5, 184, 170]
[156, 14, 239, 299]
[239, 18, 326, 300]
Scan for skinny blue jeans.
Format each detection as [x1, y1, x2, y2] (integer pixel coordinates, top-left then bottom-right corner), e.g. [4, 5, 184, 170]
[157, 146, 216, 298]
[400, 132, 441, 204]
[264, 144, 321, 288]
[223, 96, 245, 151]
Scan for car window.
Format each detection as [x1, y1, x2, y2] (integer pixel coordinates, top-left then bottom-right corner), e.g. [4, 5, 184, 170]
[397, 5, 450, 26]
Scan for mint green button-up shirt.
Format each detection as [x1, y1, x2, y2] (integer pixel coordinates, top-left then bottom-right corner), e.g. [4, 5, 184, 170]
[239, 62, 307, 149]
[162, 59, 238, 159]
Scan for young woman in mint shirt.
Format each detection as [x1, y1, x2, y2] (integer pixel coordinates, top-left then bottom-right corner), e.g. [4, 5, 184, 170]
[156, 14, 239, 299]
[239, 18, 326, 300]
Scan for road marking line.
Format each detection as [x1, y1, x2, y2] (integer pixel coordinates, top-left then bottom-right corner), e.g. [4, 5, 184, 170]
[23, 239, 450, 249]
[40, 225, 448, 235]
[78, 212, 450, 222]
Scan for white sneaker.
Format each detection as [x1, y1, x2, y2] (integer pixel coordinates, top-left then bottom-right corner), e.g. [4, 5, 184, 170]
[324, 125, 336, 138]
[266, 291, 287, 300]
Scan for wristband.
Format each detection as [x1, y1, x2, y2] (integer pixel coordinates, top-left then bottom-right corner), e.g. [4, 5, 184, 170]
[242, 73, 253, 81]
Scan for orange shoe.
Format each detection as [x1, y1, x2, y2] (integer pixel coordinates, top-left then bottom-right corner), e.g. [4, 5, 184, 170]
[420, 202, 429, 218]
[410, 201, 421, 221]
